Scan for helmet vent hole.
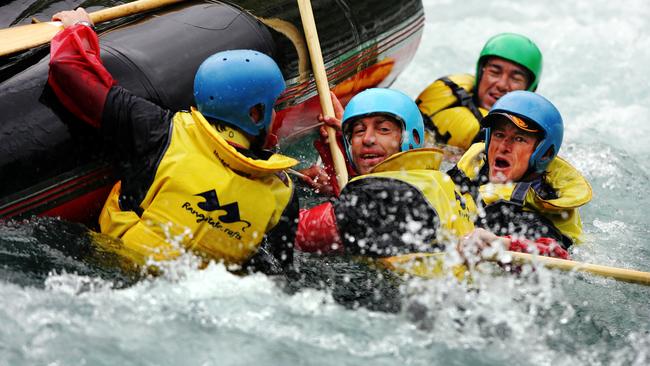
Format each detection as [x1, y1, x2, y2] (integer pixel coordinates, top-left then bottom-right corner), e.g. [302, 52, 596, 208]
[209, 96, 214, 100]
[222, 58, 227, 61]
[412, 128, 421, 145]
[542, 146, 555, 160]
[245, 59, 250, 62]
[249, 103, 265, 124]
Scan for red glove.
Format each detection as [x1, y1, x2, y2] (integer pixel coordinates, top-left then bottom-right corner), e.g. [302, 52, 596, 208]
[295, 202, 343, 254]
[507, 236, 570, 260]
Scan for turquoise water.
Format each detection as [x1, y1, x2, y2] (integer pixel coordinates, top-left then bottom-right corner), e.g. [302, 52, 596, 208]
[2, 0, 650, 365]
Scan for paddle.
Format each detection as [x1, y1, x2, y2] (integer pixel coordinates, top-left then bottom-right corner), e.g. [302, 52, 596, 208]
[296, 0, 349, 189]
[379, 251, 650, 285]
[507, 251, 650, 285]
[0, 0, 185, 57]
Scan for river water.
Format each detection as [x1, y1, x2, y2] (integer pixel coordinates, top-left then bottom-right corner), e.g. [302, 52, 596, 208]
[1, 0, 650, 365]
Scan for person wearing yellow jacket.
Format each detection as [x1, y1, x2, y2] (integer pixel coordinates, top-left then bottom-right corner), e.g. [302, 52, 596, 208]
[448, 91, 592, 249]
[295, 88, 569, 261]
[416, 33, 543, 150]
[48, 9, 298, 274]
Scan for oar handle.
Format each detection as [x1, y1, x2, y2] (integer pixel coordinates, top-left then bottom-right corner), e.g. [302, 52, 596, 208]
[380, 251, 650, 285]
[296, 0, 349, 189]
[89, 0, 185, 24]
[0, 0, 186, 57]
[507, 251, 650, 285]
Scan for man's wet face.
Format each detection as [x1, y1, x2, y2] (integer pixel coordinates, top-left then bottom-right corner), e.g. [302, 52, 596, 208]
[487, 118, 539, 183]
[348, 115, 402, 175]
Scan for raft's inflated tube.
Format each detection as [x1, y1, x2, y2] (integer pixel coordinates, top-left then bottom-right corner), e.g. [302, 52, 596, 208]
[0, 1, 276, 222]
[0, 0, 426, 223]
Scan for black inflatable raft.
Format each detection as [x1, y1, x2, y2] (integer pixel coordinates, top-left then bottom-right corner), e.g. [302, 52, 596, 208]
[0, 0, 424, 224]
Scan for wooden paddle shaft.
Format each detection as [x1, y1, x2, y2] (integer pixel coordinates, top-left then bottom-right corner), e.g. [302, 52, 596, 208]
[508, 251, 650, 285]
[0, 0, 184, 57]
[296, 0, 349, 189]
[379, 251, 650, 285]
[88, 0, 185, 24]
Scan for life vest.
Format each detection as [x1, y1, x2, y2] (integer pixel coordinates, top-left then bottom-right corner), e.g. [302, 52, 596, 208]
[334, 148, 476, 257]
[416, 74, 488, 150]
[98, 108, 298, 267]
[453, 143, 592, 245]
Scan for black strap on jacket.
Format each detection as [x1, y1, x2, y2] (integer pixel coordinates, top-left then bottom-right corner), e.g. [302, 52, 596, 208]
[438, 77, 484, 122]
[446, 163, 490, 203]
[510, 181, 533, 206]
[511, 177, 559, 204]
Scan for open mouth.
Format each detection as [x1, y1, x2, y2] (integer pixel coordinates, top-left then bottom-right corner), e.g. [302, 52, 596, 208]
[495, 157, 510, 168]
[362, 154, 381, 159]
[359, 153, 386, 168]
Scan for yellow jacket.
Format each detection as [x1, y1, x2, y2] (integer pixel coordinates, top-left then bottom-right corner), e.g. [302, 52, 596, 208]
[335, 148, 476, 256]
[452, 143, 592, 245]
[99, 108, 298, 267]
[416, 74, 488, 149]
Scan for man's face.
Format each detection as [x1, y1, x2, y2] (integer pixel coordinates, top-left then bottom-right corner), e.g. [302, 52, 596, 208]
[348, 115, 402, 175]
[477, 57, 530, 110]
[487, 118, 539, 183]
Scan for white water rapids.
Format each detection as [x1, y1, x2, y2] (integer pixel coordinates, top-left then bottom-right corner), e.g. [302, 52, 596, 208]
[1, 0, 650, 365]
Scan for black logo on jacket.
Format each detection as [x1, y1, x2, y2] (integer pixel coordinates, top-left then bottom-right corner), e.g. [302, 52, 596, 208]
[196, 190, 252, 229]
[181, 190, 252, 237]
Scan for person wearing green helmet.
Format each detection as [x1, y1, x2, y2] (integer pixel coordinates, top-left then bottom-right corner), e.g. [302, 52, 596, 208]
[47, 8, 298, 275]
[415, 33, 543, 151]
[449, 91, 591, 253]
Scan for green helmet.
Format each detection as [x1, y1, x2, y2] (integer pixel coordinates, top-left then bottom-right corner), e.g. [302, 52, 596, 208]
[476, 33, 543, 91]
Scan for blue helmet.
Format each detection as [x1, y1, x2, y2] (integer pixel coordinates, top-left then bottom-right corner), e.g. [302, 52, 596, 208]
[483, 90, 563, 173]
[193, 50, 286, 137]
[341, 88, 424, 166]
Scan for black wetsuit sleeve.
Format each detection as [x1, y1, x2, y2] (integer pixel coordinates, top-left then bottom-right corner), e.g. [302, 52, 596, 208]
[478, 202, 573, 249]
[334, 178, 442, 257]
[245, 183, 299, 275]
[101, 85, 175, 211]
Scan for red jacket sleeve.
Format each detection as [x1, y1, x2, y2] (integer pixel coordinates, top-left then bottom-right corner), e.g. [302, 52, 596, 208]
[313, 132, 356, 197]
[507, 236, 570, 260]
[295, 202, 343, 254]
[48, 24, 116, 128]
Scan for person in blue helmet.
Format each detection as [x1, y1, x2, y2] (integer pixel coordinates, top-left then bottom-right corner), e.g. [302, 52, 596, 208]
[295, 88, 476, 256]
[448, 90, 592, 251]
[296, 89, 570, 259]
[47, 8, 298, 274]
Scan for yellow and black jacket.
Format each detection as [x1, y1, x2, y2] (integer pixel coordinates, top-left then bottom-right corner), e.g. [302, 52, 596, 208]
[448, 143, 592, 247]
[97, 86, 298, 272]
[334, 148, 476, 257]
[416, 74, 488, 150]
